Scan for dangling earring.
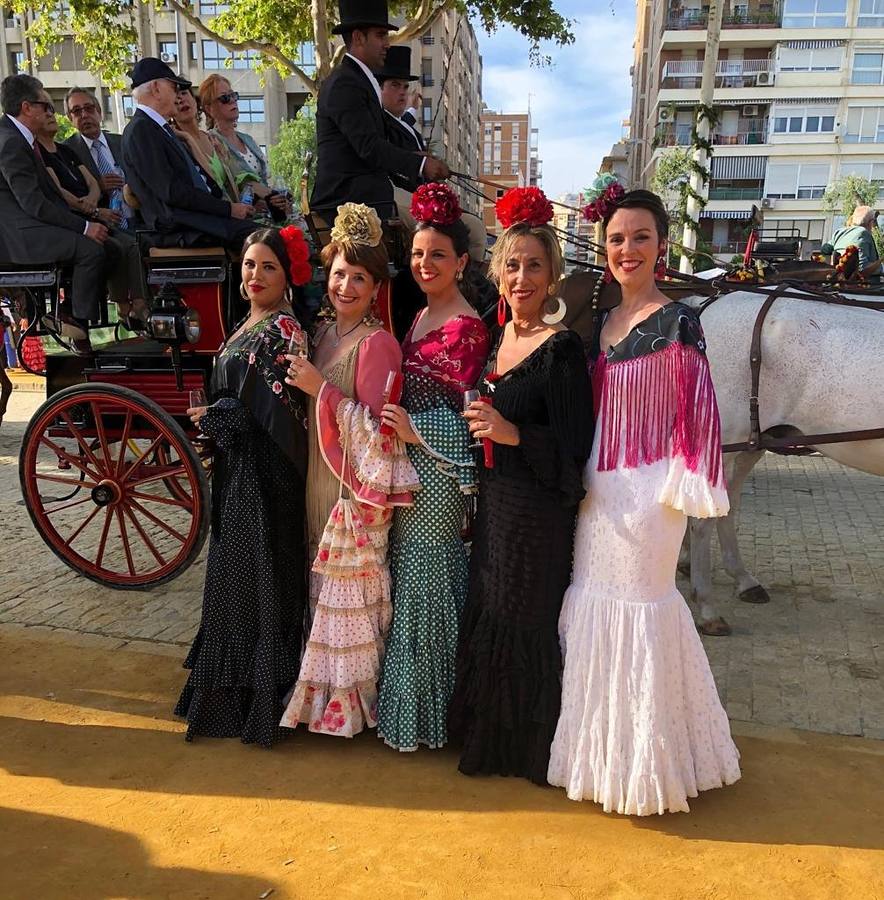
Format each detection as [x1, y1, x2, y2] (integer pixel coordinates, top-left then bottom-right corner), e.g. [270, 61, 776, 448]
[602, 264, 613, 284]
[318, 293, 334, 321]
[456, 268, 464, 282]
[239, 282, 248, 301]
[497, 294, 508, 327]
[283, 285, 293, 307]
[655, 255, 667, 280]
[541, 292, 567, 325]
[364, 295, 382, 327]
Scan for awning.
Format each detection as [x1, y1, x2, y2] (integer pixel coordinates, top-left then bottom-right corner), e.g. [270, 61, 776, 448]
[784, 39, 845, 49]
[700, 209, 752, 219]
[711, 155, 767, 179]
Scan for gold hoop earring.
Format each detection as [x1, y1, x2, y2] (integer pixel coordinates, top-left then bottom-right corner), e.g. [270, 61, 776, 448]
[239, 283, 248, 301]
[283, 285, 293, 307]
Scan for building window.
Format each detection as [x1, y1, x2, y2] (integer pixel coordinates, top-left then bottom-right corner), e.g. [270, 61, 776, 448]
[158, 41, 178, 63]
[839, 161, 884, 196]
[421, 35, 435, 45]
[122, 95, 135, 118]
[189, 41, 198, 62]
[201, 39, 257, 69]
[782, 0, 847, 27]
[198, 2, 230, 13]
[10, 51, 25, 74]
[237, 96, 265, 123]
[771, 106, 836, 133]
[858, 0, 884, 26]
[421, 57, 433, 87]
[295, 42, 316, 72]
[844, 106, 884, 142]
[764, 162, 830, 199]
[777, 46, 842, 72]
[852, 51, 884, 83]
[421, 99, 432, 125]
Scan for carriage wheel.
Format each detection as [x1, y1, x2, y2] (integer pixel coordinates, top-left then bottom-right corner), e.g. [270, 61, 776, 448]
[19, 383, 210, 589]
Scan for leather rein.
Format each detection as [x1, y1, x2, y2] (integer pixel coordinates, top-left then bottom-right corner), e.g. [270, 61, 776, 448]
[697, 281, 884, 454]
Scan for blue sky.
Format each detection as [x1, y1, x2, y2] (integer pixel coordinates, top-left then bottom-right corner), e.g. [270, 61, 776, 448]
[474, 0, 634, 200]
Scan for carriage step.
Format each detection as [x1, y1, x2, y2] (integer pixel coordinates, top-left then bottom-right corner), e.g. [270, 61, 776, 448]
[0, 269, 56, 287]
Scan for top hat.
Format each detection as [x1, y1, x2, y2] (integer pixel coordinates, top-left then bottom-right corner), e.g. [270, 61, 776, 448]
[130, 57, 192, 89]
[332, 0, 395, 35]
[375, 46, 419, 82]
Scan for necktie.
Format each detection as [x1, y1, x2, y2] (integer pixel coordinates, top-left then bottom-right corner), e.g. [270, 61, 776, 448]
[92, 138, 129, 229]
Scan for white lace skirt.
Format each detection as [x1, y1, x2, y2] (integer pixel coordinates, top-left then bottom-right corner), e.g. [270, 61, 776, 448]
[547, 453, 741, 815]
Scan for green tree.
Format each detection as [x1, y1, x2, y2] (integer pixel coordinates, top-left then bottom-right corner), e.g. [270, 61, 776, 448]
[54, 113, 78, 142]
[267, 98, 317, 196]
[822, 174, 880, 218]
[9, 1, 574, 91]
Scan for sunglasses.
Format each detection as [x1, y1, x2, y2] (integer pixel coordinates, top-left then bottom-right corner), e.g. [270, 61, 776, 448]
[28, 100, 55, 114]
[216, 91, 239, 105]
[68, 103, 99, 117]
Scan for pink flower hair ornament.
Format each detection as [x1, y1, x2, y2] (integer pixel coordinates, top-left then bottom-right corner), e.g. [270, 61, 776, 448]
[581, 173, 626, 224]
[410, 182, 462, 226]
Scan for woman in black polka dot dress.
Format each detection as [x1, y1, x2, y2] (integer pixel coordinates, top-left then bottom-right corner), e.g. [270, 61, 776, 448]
[175, 227, 312, 747]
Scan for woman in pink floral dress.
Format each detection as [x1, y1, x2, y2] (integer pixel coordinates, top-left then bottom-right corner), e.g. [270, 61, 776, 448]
[281, 204, 419, 738]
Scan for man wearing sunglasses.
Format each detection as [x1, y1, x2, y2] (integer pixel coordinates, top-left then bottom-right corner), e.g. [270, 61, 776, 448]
[62, 88, 125, 207]
[121, 57, 257, 249]
[0, 73, 111, 348]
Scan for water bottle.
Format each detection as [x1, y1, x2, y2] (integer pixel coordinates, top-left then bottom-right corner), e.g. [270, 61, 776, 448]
[110, 167, 128, 229]
[240, 184, 254, 205]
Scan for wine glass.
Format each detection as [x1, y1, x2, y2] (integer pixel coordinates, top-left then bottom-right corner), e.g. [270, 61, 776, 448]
[189, 388, 207, 410]
[463, 389, 483, 450]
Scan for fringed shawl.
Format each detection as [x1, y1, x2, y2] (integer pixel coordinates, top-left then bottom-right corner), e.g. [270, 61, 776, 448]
[592, 303, 728, 518]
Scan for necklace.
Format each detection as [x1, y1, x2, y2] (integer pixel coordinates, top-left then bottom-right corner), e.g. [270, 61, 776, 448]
[332, 318, 364, 347]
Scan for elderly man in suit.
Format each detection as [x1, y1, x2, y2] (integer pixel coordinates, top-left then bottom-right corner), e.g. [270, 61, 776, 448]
[121, 58, 256, 248]
[0, 73, 111, 350]
[311, 0, 450, 220]
[62, 87, 126, 210]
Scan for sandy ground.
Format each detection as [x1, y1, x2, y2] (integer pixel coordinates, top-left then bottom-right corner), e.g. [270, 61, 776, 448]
[1, 627, 882, 900]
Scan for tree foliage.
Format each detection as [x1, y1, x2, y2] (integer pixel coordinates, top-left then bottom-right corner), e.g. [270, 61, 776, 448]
[266, 98, 317, 195]
[10, 0, 574, 91]
[822, 174, 880, 218]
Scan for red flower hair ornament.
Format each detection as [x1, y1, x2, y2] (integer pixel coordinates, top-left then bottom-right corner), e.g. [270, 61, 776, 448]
[410, 182, 462, 226]
[279, 225, 313, 286]
[581, 173, 626, 224]
[495, 186, 554, 229]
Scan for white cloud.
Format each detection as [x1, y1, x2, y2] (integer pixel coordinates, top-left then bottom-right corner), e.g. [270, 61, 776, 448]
[478, 11, 635, 199]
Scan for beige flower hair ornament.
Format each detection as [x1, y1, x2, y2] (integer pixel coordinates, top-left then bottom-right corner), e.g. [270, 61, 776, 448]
[330, 202, 384, 249]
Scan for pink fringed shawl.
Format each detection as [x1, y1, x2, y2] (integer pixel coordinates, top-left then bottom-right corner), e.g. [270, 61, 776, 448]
[592, 341, 724, 490]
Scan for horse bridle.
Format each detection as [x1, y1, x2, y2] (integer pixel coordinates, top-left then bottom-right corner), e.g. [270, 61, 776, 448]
[698, 281, 884, 453]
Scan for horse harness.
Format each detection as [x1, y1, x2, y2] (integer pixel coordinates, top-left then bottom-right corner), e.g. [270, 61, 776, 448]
[698, 281, 884, 454]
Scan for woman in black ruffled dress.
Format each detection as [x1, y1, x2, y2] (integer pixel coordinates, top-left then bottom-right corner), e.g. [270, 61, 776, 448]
[450, 189, 594, 783]
[175, 227, 312, 747]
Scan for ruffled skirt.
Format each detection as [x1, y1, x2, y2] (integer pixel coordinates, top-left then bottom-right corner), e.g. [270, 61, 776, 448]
[547, 457, 741, 814]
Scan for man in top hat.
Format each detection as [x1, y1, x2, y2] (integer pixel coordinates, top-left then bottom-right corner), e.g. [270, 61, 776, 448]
[378, 45, 487, 261]
[121, 57, 256, 248]
[311, 0, 450, 219]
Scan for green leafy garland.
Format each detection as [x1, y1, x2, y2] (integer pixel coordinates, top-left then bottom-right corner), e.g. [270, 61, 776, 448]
[682, 103, 720, 235]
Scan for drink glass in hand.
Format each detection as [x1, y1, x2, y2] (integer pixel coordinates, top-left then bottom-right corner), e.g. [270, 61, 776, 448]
[463, 389, 483, 449]
[380, 370, 403, 436]
[189, 388, 207, 410]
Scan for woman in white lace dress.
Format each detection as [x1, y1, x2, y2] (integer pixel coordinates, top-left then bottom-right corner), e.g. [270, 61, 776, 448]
[547, 188, 741, 815]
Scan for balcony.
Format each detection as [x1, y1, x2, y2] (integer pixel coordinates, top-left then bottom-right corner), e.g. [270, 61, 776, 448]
[712, 121, 768, 145]
[661, 58, 773, 87]
[708, 187, 764, 200]
[666, 4, 780, 30]
[654, 124, 693, 147]
[666, 10, 708, 29]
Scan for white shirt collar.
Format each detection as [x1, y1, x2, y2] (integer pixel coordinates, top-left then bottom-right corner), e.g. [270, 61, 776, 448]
[345, 52, 382, 106]
[6, 114, 35, 147]
[82, 132, 110, 152]
[135, 103, 169, 129]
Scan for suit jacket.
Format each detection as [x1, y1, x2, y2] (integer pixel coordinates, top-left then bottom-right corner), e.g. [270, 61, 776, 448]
[0, 114, 87, 260]
[121, 108, 233, 237]
[63, 130, 124, 186]
[311, 55, 423, 215]
[383, 110, 426, 192]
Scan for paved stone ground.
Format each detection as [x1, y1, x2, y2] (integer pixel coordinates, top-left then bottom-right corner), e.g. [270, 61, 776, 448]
[1, 389, 882, 739]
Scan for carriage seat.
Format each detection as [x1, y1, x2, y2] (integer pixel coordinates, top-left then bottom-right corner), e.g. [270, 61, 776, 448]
[0, 262, 59, 289]
[145, 246, 228, 287]
[753, 239, 802, 261]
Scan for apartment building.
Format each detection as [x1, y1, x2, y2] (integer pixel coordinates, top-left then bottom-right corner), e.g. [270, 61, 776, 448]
[628, 0, 884, 258]
[403, 10, 484, 215]
[478, 108, 542, 235]
[0, 3, 313, 155]
[553, 194, 597, 271]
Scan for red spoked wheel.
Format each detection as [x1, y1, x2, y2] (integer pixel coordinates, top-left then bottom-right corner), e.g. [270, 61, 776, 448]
[19, 383, 210, 589]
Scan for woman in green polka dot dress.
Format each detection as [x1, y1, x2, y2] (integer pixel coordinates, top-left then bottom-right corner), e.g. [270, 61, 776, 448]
[378, 184, 490, 751]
